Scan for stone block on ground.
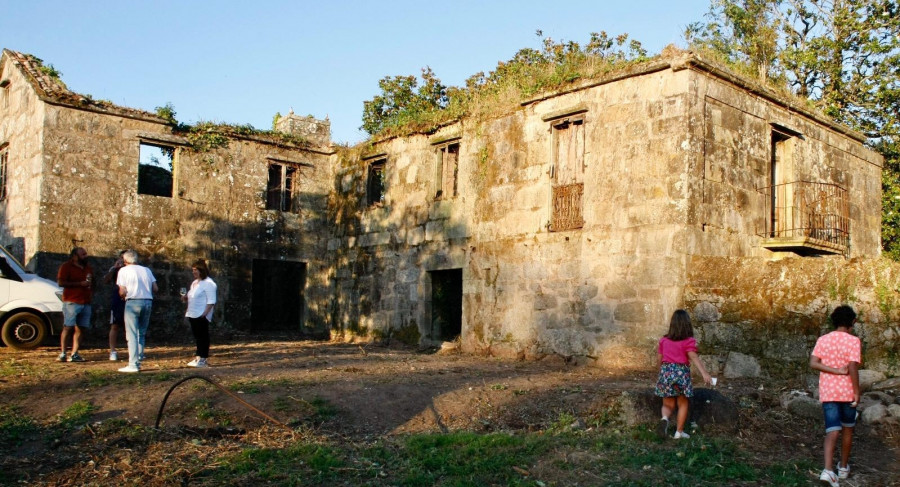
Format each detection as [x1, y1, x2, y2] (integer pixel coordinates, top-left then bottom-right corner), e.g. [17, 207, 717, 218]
[861, 391, 893, 407]
[617, 388, 739, 430]
[723, 352, 762, 378]
[781, 391, 820, 419]
[859, 369, 886, 392]
[689, 388, 739, 427]
[861, 404, 888, 424]
[617, 389, 660, 426]
[887, 404, 900, 418]
[872, 377, 900, 392]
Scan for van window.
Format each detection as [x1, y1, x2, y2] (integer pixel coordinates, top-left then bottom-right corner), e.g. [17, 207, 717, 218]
[0, 246, 26, 281]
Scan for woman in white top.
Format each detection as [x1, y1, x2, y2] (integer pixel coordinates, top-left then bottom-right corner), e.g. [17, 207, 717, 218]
[183, 259, 217, 367]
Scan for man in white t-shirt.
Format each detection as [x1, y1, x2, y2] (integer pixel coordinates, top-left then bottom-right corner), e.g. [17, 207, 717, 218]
[115, 250, 157, 373]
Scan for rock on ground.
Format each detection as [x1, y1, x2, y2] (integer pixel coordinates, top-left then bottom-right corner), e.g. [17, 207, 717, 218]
[723, 352, 761, 378]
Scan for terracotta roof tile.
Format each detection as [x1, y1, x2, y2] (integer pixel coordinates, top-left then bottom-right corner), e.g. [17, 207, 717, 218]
[2, 48, 168, 124]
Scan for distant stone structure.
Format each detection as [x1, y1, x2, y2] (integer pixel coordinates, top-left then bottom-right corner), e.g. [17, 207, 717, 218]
[2, 48, 898, 373]
[275, 110, 331, 147]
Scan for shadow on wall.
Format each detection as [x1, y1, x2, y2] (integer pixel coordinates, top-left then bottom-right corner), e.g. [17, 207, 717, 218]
[328, 156, 471, 344]
[23, 192, 333, 342]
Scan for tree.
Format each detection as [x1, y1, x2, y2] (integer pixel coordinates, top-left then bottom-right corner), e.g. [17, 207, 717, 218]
[361, 67, 447, 135]
[686, 0, 900, 257]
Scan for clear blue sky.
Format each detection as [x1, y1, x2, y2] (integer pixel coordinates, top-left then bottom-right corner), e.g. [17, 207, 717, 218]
[1, 1, 711, 145]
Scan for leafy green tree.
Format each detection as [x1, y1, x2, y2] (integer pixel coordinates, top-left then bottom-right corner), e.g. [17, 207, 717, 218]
[361, 67, 447, 135]
[686, 0, 900, 257]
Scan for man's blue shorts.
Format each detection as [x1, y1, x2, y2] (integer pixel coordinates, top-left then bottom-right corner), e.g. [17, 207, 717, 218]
[63, 302, 92, 328]
[822, 401, 857, 433]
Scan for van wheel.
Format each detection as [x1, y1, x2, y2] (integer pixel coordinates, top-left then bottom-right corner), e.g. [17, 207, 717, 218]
[1, 312, 47, 350]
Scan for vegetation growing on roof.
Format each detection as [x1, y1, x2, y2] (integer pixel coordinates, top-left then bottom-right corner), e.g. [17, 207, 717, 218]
[24, 54, 66, 89]
[361, 31, 648, 138]
[272, 112, 282, 130]
[155, 102, 178, 125]
[153, 104, 310, 152]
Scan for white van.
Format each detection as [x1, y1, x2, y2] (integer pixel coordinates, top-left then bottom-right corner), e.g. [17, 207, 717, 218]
[0, 245, 64, 350]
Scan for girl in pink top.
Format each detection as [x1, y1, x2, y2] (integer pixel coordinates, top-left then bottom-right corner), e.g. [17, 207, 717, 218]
[654, 309, 711, 439]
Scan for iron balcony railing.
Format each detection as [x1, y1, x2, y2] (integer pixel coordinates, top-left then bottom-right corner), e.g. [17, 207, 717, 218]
[758, 181, 849, 254]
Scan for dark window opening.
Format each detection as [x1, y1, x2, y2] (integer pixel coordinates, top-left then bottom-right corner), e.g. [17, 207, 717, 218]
[0, 146, 7, 202]
[138, 142, 174, 197]
[251, 259, 306, 331]
[266, 163, 299, 212]
[430, 269, 462, 342]
[367, 159, 386, 206]
[435, 142, 459, 200]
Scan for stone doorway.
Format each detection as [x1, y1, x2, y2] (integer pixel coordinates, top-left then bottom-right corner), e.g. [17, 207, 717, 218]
[251, 259, 306, 331]
[429, 269, 462, 342]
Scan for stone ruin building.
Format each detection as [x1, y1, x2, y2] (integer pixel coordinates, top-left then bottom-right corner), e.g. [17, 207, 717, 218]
[2, 47, 898, 375]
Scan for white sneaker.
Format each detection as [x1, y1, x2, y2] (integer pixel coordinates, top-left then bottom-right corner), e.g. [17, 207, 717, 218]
[118, 365, 140, 373]
[673, 431, 691, 439]
[837, 463, 850, 479]
[109, 351, 118, 361]
[194, 358, 208, 368]
[187, 357, 200, 367]
[819, 468, 839, 486]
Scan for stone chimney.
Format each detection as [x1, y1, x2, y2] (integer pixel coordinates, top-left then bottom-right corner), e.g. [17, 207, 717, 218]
[275, 109, 331, 146]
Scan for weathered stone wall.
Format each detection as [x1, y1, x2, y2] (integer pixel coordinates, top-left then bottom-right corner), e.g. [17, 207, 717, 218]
[692, 70, 883, 258]
[0, 55, 46, 264]
[685, 255, 900, 376]
[2, 49, 890, 372]
[328, 62, 885, 370]
[329, 68, 700, 366]
[30, 103, 334, 336]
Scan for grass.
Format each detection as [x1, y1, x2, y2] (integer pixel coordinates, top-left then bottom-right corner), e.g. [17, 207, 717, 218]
[276, 396, 339, 427]
[207, 431, 549, 486]
[56, 400, 96, 430]
[81, 369, 174, 388]
[0, 358, 46, 380]
[201, 426, 817, 486]
[0, 402, 829, 486]
[91, 417, 150, 440]
[188, 398, 232, 427]
[0, 405, 39, 445]
[228, 378, 298, 394]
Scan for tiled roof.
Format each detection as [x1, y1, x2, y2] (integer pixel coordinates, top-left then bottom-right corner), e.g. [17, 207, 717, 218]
[2, 49, 168, 124]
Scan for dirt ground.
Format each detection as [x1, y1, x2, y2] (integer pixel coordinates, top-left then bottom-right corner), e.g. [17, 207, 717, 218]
[1, 337, 899, 485]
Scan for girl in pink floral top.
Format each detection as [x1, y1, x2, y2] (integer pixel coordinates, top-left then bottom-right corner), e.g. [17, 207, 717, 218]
[810, 305, 860, 486]
[654, 309, 711, 439]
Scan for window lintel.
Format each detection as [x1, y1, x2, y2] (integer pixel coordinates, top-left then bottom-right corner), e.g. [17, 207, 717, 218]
[542, 106, 588, 123]
[137, 133, 189, 147]
[430, 135, 461, 146]
[266, 155, 312, 167]
[362, 152, 387, 161]
[770, 122, 803, 139]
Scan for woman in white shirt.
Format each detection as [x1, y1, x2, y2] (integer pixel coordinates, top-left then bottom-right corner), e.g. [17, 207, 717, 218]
[183, 259, 217, 367]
